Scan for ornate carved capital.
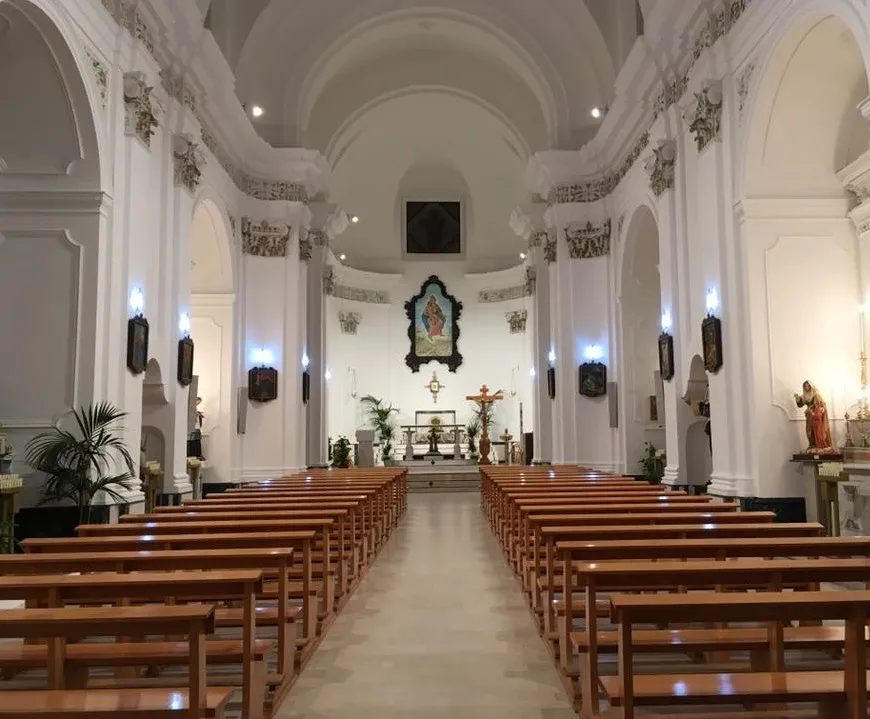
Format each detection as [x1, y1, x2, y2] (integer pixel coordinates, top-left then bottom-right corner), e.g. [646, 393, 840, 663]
[506, 310, 528, 334]
[646, 142, 676, 197]
[338, 311, 361, 335]
[299, 234, 313, 262]
[241, 217, 291, 257]
[686, 86, 723, 152]
[544, 230, 557, 264]
[123, 72, 158, 147]
[565, 220, 612, 259]
[524, 266, 536, 296]
[529, 230, 547, 249]
[323, 266, 335, 295]
[308, 228, 329, 248]
[172, 135, 203, 193]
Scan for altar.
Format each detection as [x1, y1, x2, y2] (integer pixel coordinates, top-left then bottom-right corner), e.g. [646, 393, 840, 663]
[401, 410, 466, 460]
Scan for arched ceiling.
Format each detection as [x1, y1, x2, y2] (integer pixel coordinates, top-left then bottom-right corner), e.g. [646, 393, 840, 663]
[198, 0, 641, 273]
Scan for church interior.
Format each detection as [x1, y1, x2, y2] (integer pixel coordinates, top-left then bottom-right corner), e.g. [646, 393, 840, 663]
[4, 0, 870, 717]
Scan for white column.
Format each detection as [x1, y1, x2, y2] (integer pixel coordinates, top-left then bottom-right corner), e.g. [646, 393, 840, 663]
[305, 242, 328, 466]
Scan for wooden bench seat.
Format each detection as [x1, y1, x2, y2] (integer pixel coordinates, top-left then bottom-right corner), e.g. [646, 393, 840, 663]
[0, 637, 275, 669]
[0, 687, 235, 718]
[0, 605, 233, 719]
[599, 669, 855, 706]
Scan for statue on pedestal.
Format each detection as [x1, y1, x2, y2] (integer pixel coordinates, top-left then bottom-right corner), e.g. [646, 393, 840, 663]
[794, 381, 835, 453]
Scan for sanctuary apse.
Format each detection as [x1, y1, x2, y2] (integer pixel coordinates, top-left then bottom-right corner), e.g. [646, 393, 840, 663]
[2, 0, 870, 529]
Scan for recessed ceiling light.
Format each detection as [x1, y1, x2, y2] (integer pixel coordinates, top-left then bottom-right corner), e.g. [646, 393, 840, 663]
[350, 215, 359, 224]
[590, 106, 602, 119]
[519, 252, 527, 260]
[251, 105, 265, 118]
[339, 254, 347, 261]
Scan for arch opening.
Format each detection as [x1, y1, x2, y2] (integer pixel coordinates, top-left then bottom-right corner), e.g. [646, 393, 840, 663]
[741, 13, 869, 501]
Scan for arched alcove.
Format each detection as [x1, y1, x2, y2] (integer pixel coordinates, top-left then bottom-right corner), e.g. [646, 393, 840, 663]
[619, 204, 662, 475]
[0, 0, 104, 504]
[741, 13, 869, 498]
[189, 198, 237, 485]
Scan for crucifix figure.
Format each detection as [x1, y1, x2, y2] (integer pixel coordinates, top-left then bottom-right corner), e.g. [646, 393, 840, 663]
[426, 371, 444, 404]
[466, 384, 504, 465]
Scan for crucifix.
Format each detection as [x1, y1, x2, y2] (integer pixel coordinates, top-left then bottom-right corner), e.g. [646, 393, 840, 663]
[426, 371, 444, 404]
[466, 384, 504, 465]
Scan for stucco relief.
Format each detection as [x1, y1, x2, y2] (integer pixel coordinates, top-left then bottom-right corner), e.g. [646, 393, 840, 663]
[123, 74, 159, 148]
[505, 310, 528, 334]
[241, 217, 291, 257]
[478, 286, 528, 303]
[565, 220, 611, 259]
[338, 311, 361, 334]
[85, 48, 108, 109]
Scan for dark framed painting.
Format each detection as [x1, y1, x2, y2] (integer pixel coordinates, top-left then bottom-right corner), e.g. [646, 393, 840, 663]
[406, 201, 461, 255]
[702, 315, 723, 373]
[546, 367, 556, 400]
[404, 275, 463, 373]
[177, 337, 194, 387]
[126, 316, 149, 375]
[658, 333, 674, 381]
[579, 362, 607, 398]
[248, 366, 278, 402]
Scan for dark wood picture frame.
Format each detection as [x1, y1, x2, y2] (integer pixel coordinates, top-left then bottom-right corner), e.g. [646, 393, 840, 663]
[302, 370, 311, 405]
[404, 275, 463, 373]
[702, 315, 723, 373]
[658, 332, 674, 381]
[579, 362, 607, 398]
[248, 366, 278, 403]
[546, 367, 556, 400]
[126, 316, 149, 376]
[177, 337, 194, 387]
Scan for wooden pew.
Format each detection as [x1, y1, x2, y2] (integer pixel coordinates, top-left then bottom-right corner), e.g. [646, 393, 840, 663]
[21, 531, 321, 647]
[0, 548, 297, 685]
[554, 523, 823, 675]
[573, 557, 870, 716]
[0, 571, 262, 719]
[605, 590, 870, 719]
[0, 605, 234, 718]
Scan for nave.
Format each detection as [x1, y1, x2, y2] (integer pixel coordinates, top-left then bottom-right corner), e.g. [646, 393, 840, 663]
[281, 491, 576, 719]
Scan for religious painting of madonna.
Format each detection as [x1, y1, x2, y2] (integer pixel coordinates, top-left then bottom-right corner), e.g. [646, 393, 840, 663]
[404, 275, 463, 373]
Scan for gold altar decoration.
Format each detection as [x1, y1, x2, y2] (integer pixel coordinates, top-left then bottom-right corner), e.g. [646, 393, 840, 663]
[466, 385, 503, 465]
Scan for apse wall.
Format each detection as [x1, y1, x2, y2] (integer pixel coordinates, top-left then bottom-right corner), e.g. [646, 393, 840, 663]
[325, 264, 534, 452]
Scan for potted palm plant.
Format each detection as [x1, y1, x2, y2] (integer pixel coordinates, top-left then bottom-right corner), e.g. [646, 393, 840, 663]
[24, 402, 136, 526]
[360, 395, 399, 464]
[466, 418, 481, 459]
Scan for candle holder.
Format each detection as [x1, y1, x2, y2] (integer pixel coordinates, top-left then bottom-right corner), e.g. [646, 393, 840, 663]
[859, 352, 870, 420]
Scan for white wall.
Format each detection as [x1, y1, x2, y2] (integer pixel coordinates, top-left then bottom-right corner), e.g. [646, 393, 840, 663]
[325, 264, 534, 449]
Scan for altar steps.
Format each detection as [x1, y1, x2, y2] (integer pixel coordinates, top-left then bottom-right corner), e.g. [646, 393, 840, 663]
[406, 470, 480, 493]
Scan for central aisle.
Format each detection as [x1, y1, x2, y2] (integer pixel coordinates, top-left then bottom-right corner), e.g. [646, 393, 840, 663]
[280, 492, 577, 719]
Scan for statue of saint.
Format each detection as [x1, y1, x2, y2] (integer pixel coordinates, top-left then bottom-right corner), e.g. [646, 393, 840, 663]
[794, 381, 834, 452]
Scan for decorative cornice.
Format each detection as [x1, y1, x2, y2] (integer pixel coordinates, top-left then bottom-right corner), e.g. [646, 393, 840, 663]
[85, 48, 108, 109]
[123, 73, 158, 148]
[546, 0, 757, 206]
[331, 283, 391, 304]
[173, 136, 204, 193]
[565, 220, 612, 259]
[686, 86, 723, 152]
[478, 285, 528, 303]
[550, 132, 649, 204]
[338, 311, 361, 335]
[241, 217, 291, 257]
[646, 142, 676, 197]
[102, 1, 313, 205]
[506, 310, 528, 334]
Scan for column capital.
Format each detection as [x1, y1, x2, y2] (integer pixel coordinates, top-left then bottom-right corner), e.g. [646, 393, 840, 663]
[301, 202, 348, 261]
[839, 149, 870, 234]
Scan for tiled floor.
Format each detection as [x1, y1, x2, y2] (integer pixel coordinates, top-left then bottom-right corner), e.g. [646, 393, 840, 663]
[278, 492, 576, 719]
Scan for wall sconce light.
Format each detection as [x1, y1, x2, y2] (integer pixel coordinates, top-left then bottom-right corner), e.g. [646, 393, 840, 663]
[177, 312, 194, 387]
[126, 286, 148, 375]
[324, 367, 332, 382]
[547, 348, 556, 400]
[302, 352, 311, 404]
[248, 348, 278, 402]
[529, 366, 537, 379]
[579, 345, 607, 398]
[659, 310, 675, 382]
[702, 288, 723, 373]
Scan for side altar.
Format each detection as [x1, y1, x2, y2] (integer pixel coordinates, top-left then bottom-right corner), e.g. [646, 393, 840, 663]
[400, 410, 468, 461]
